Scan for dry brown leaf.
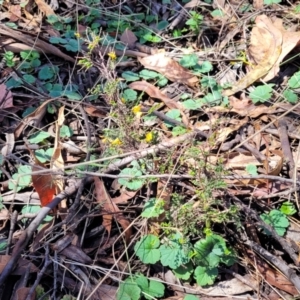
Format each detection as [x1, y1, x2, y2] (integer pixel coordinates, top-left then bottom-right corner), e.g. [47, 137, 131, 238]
[8, 5, 21, 22]
[94, 177, 132, 243]
[223, 15, 282, 96]
[0, 24, 74, 63]
[112, 190, 137, 204]
[35, 0, 56, 16]
[84, 105, 107, 118]
[50, 106, 65, 194]
[129, 81, 190, 126]
[138, 52, 198, 87]
[14, 99, 53, 139]
[253, 0, 263, 9]
[120, 28, 137, 48]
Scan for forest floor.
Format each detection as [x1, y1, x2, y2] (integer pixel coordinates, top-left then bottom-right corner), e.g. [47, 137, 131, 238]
[1, 0, 300, 299]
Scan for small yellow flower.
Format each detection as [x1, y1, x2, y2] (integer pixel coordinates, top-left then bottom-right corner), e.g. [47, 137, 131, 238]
[111, 138, 122, 146]
[108, 51, 117, 60]
[132, 105, 141, 114]
[145, 132, 153, 143]
[121, 97, 126, 103]
[74, 32, 81, 38]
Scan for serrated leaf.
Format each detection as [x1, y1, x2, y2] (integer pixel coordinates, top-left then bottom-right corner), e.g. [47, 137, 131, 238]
[123, 89, 137, 102]
[117, 281, 141, 300]
[180, 54, 198, 68]
[38, 66, 57, 80]
[141, 198, 165, 218]
[173, 262, 194, 280]
[134, 234, 161, 264]
[159, 240, 189, 269]
[135, 275, 165, 299]
[261, 209, 289, 236]
[194, 61, 213, 73]
[194, 266, 218, 286]
[139, 69, 159, 80]
[118, 168, 145, 190]
[182, 99, 202, 110]
[283, 89, 298, 103]
[249, 84, 274, 103]
[194, 235, 226, 268]
[280, 202, 297, 215]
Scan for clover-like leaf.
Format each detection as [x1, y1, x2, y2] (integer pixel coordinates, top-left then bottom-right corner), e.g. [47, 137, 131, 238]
[194, 266, 218, 286]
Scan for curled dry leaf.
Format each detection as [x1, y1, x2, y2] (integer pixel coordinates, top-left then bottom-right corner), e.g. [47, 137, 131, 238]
[138, 52, 198, 87]
[94, 177, 132, 244]
[34, 0, 56, 16]
[223, 15, 282, 96]
[129, 81, 190, 126]
[50, 106, 65, 194]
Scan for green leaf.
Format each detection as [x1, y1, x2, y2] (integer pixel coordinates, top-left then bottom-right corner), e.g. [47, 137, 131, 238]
[193, 61, 213, 73]
[64, 91, 82, 100]
[157, 76, 168, 87]
[172, 126, 187, 136]
[157, 20, 169, 30]
[122, 71, 140, 82]
[211, 9, 224, 17]
[180, 54, 198, 68]
[23, 75, 36, 84]
[194, 235, 227, 268]
[280, 202, 297, 215]
[0, 240, 7, 251]
[9, 165, 32, 192]
[246, 164, 258, 176]
[283, 89, 298, 103]
[249, 84, 274, 103]
[134, 234, 161, 264]
[64, 39, 80, 52]
[117, 280, 141, 300]
[6, 78, 22, 88]
[38, 66, 57, 80]
[123, 89, 137, 102]
[165, 109, 181, 127]
[28, 131, 51, 143]
[203, 92, 222, 105]
[60, 125, 74, 138]
[184, 295, 200, 300]
[264, 0, 281, 4]
[159, 240, 190, 269]
[35, 148, 54, 163]
[200, 76, 217, 88]
[135, 275, 165, 299]
[139, 70, 159, 80]
[194, 266, 218, 286]
[182, 99, 202, 110]
[260, 209, 289, 236]
[141, 198, 165, 218]
[173, 262, 194, 280]
[118, 167, 145, 190]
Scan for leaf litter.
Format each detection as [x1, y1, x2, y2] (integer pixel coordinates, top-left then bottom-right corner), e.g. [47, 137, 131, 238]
[2, 1, 300, 300]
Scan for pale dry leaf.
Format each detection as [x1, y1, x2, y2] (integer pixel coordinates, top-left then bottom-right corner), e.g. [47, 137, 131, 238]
[8, 4, 21, 22]
[262, 18, 300, 81]
[138, 52, 198, 87]
[129, 81, 190, 126]
[34, 0, 56, 16]
[223, 15, 283, 96]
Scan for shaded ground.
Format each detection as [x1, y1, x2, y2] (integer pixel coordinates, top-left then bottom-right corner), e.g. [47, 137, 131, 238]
[1, 0, 300, 299]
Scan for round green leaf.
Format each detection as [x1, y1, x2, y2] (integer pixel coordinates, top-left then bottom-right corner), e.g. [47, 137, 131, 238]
[134, 234, 161, 264]
[194, 266, 218, 286]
